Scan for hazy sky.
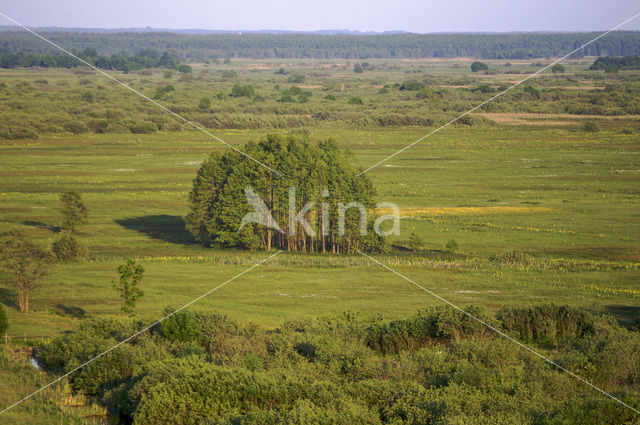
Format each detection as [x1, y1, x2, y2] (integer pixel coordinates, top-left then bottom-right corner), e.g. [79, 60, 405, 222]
[1, 0, 639, 32]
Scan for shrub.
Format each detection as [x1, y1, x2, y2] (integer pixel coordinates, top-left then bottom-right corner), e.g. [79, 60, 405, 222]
[348, 96, 363, 105]
[177, 64, 192, 74]
[491, 249, 534, 266]
[161, 310, 200, 343]
[198, 97, 211, 110]
[582, 121, 599, 132]
[129, 121, 158, 134]
[324, 94, 336, 101]
[230, 83, 255, 98]
[353, 64, 364, 73]
[470, 61, 489, 72]
[221, 70, 237, 79]
[287, 73, 306, 83]
[52, 235, 87, 262]
[552, 63, 566, 73]
[408, 230, 422, 252]
[63, 121, 89, 134]
[443, 239, 459, 253]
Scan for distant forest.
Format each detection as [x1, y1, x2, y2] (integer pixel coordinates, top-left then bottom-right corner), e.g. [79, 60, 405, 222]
[1, 31, 640, 59]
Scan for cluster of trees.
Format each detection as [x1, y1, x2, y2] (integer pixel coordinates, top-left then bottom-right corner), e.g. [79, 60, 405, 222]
[2, 31, 640, 60]
[0, 47, 182, 72]
[186, 134, 388, 253]
[34, 304, 640, 424]
[590, 55, 640, 72]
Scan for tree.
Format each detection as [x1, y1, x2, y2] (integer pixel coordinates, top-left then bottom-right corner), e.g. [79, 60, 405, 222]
[186, 134, 384, 254]
[551, 63, 565, 73]
[60, 190, 88, 233]
[198, 97, 211, 110]
[444, 239, 459, 254]
[408, 230, 422, 252]
[112, 259, 144, 317]
[177, 64, 192, 74]
[353, 64, 364, 73]
[470, 61, 488, 72]
[0, 231, 54, 313]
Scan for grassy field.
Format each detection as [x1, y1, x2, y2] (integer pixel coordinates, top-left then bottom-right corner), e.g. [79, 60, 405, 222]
[0, 58, 639, 422]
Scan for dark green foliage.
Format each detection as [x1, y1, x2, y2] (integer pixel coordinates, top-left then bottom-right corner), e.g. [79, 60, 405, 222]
[4, 32, 640, 60]
[186, 134, 385, 253]
[590, 55, 640, 72]
[0, 48, 181, 70]
[407, 230, 422, 252]
[52, 235, 86, 262]
[128, 121, 158, 134]
[348, 96, 363, 105]
[443, 238, 459, 253]
[161, 310, 201, 343]
[0, 304, 8, 337]
[496, 305, 595, 345]
[551, 63, 565, 73]
[198, 97, 211, 110]
[365, 306, 489, 354]
[59, 190, 87, 232]
[35, 306, 640, 424]
[112, 259, 144, 317]
[153, 84, 175, 100]
[582, 121, 599, 132]
[230, 83, 255, 98]
[353, 63, 364, 73]
[177, 64, 192, 74]
[470, 61, 489, 72]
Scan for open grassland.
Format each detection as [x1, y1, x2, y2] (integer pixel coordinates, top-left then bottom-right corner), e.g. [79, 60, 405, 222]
[0, 125, 638, 337]
[0, 56, 639, 424]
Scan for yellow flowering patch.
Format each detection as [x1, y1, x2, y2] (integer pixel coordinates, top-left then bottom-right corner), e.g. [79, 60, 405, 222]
[380, 206, 554, 216]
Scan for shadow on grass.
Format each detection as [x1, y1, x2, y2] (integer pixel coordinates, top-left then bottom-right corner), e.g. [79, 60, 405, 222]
[53, 304, 86, 319]
[604, 305, 640, 328]
[0, 287, 18, 310]
[22, 221, 61, 233]
[115, 215, 195, 245]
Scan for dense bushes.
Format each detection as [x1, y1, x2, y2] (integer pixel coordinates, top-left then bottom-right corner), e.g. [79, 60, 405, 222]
[34, 305, 640, 424]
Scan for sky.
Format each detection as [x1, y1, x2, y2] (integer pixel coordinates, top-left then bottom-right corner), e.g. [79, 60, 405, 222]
[0, 0, 639, 33]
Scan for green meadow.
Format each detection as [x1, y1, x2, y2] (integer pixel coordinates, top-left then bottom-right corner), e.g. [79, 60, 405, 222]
[0, 57, 639, 423]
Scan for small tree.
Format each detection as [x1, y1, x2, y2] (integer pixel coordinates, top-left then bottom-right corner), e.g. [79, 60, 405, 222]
[60, 191, 87, 233]
[0, 231, 54, 313]
[444, 239, 459, 254]
[470, 61, 488, 72]
[113, 259, 144, 317]
[177, 64, 192, 74]
[353, 64, 364, 73]
[551, 64, 565, 74]
[198, 97, 211, 110]
[408, 230, 423, 252]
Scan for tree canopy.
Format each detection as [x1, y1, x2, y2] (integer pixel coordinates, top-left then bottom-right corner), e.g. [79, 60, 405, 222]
[186, 134, 388, 253]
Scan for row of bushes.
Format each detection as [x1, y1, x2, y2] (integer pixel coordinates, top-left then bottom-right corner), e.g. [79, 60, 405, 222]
[34, 305, 640, 424]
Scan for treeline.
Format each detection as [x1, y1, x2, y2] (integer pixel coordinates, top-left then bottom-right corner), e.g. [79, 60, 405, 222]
[186, 134, 388, 253]
[34, 305, 640, 424]
[2, 31, 640, 59]
[590, 55, 640, 71]
[0, 47, 182, 72]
